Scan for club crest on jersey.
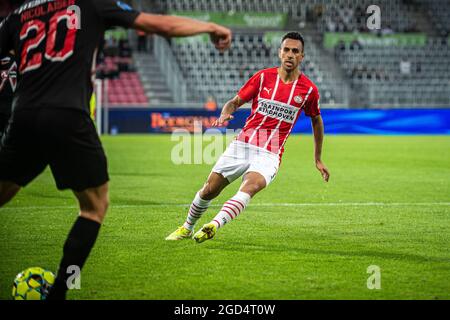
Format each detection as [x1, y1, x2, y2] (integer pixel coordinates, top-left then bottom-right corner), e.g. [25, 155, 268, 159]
[294, 95, 303, 104]
[116, 1, 133, 11]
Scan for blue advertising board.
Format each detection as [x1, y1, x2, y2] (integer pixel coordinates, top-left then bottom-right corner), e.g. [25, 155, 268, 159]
[108, 108, 450, 135]
[295, 109, 450, 135]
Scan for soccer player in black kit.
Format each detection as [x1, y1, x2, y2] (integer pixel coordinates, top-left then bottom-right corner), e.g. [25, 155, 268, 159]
[0, 0, 231, 299]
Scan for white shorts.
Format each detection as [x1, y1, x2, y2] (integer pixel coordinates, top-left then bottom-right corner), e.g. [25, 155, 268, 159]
[212, 140, 280, 186]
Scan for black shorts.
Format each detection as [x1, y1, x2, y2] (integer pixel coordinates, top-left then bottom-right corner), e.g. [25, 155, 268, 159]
[0, 108, 109, 191]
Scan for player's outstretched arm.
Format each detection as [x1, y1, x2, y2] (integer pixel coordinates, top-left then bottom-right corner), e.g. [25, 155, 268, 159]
[311, 115, 330, 182]
[212, 95, 246, 127]
[133, 13, 232, 52]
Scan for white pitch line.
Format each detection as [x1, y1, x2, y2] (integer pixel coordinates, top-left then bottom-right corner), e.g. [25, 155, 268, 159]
[1, 202, 449, 212]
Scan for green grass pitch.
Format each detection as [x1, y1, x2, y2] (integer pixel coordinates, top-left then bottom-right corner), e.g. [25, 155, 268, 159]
[0, 134, 449, 300]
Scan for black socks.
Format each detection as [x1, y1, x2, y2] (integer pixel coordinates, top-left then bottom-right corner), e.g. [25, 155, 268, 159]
[46, 216, 101, 300]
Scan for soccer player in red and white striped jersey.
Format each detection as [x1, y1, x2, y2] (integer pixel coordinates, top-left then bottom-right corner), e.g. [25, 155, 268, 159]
[166, 32, 330, 243]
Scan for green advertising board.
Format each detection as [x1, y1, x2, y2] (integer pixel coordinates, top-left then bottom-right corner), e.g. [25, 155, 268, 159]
[324, 32, 427, 48]
[171, 11, 287, 29]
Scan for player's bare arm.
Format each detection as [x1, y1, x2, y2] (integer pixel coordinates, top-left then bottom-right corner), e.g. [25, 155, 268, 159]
[212, 95, 246, 127]
[311, 115, 330, 182]
[133, 13, 232, 52]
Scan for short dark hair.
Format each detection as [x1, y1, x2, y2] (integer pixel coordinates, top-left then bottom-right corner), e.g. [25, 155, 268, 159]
[281, 32, 305, 52]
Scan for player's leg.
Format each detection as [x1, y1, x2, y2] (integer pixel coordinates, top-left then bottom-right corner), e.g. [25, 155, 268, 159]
[0, 181, 21, 206]
[185, 172, 229, 226]
[43, 109, 110, 300]
[199, 171, 230, 200]
[193, 172, 265, 243]
[47, 183, 109, 300]
[166, 140, 250, 240]
[74, 183, 110, 224]
[165, 172, 229, 240]
[239, 171, 268, 197]
[211, 171, 266, 227]
[194, 146, 279, 243]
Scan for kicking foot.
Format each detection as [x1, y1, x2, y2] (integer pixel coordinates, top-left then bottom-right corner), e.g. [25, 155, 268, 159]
[193, 223, 217, 243]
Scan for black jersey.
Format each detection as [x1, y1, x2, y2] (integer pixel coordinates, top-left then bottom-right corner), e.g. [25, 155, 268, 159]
[0, 0, 140, 114]
[0, 52, 17, 114]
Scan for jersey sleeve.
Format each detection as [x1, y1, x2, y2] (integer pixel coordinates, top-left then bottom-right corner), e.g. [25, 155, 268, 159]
[303, 86, 321, 117]
[237, 70, 263, 102]
[0, 16, 13, 57]
[93, 0, 141, 29]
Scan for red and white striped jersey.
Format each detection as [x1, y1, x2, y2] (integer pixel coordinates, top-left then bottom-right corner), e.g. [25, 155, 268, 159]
[236, 67, 320, 159]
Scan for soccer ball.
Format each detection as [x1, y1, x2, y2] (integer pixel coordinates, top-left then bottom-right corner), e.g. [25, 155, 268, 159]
[12, 267, 55, 300]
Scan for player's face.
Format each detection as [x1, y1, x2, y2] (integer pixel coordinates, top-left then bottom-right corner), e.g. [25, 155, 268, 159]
[278, 39, 304, 72]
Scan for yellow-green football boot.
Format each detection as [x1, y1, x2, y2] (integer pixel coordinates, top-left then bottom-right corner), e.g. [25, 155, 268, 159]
[193, 223, 217, 243]
[165, 226, 193, 240]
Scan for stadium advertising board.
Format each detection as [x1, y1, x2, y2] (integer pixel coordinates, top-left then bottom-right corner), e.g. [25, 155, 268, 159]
[108, 109, 227, 133]
[171, 11, 287, 28]
[107, 108, 450, 135]
[324, 32, 427, 48]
